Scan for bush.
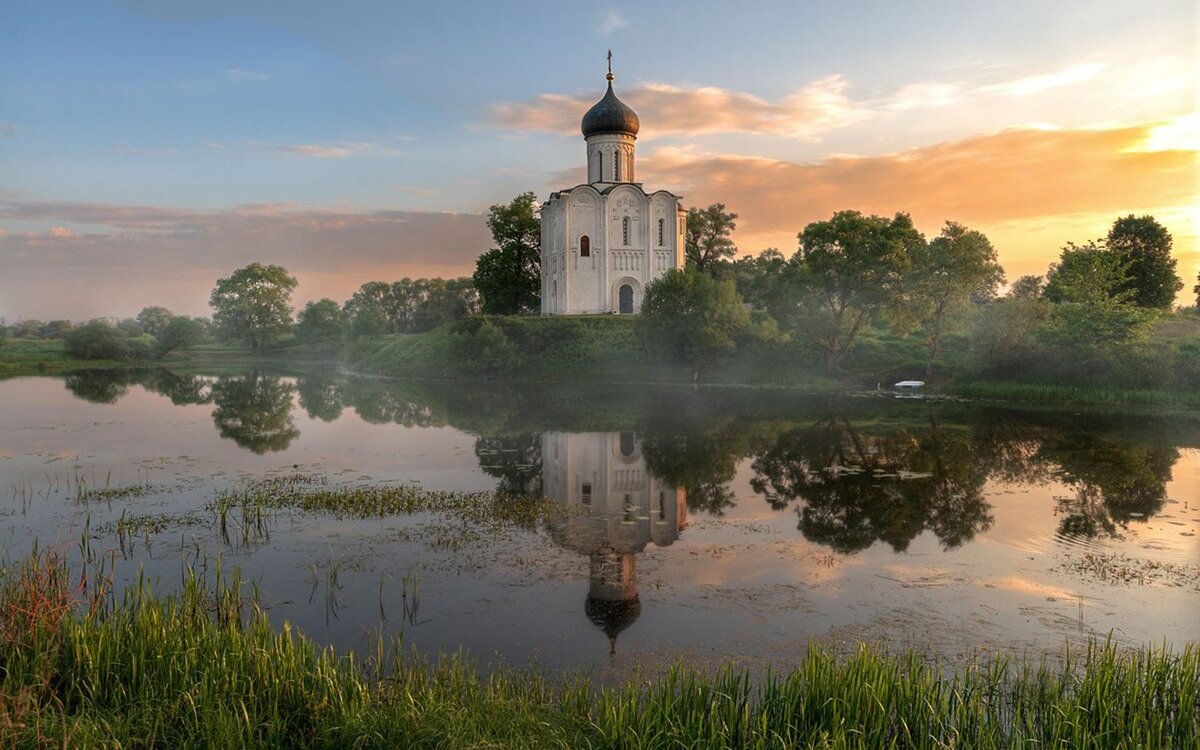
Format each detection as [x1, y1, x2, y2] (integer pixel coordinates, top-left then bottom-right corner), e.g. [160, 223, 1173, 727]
[64, 320, 131, 361]
[447, 319, 522, 376]
[156, 316, 207, 356]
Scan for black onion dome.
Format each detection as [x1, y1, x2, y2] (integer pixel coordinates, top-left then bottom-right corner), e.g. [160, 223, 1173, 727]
[585, 595, 641, 655]
[581, 80, 640, 138]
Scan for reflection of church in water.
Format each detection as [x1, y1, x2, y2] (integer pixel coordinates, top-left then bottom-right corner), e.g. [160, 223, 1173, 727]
[542, 432, 686, 653]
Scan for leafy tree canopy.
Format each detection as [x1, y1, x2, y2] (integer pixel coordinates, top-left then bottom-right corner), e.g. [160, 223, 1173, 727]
[209, 263, 298, 353]
[639, 268, 750, 382]
[685, 204, 738, 272]
[473, 192, 541, 315]
[295, 298, 345, 351]
[136, 306, 175, 336]
[1106, 215, 1181, 309]
[775, 210, 922, 371]
[906, 222, 1004, 375]
[1008, 275, 1044, 300]
[156, 316, 206, 357]
[1042, 242, 1151, 351]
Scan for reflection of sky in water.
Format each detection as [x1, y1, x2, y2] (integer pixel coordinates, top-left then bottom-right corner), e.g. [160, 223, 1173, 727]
[0, 370, 1197, 678]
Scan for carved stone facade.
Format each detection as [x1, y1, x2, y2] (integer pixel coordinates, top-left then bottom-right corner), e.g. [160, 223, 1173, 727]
[540, 69, 685, 315]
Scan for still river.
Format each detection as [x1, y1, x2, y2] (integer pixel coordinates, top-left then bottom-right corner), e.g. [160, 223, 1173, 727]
[1, 368, 1196, 678]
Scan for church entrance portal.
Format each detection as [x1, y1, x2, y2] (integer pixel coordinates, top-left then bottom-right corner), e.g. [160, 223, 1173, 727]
[619, 284, 634, 314]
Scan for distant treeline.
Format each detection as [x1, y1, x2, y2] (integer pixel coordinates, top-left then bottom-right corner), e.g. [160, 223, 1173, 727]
[3, 197, 1197, 393]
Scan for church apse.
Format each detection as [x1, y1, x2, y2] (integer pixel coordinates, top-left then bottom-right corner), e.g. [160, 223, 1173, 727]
[542, 431, 686, 653]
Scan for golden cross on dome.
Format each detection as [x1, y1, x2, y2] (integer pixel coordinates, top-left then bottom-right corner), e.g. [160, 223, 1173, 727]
[606, 50, 614, 81]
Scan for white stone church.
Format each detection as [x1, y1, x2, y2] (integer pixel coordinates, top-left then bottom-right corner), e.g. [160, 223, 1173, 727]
[540, 59, 686, 315]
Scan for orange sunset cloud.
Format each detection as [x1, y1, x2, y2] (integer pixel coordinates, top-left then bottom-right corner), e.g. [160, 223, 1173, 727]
[632, 119, 1198, 286]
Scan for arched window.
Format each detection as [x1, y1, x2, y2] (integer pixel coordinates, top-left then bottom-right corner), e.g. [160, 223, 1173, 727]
[619, 431, 635, 457]
[622, 216, 629, 245]
[614, 151, 620, 181]
[580, 235, 590, 257]
[657, 218, 664, 246]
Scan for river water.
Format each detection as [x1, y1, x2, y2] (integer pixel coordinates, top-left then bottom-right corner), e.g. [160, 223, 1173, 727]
[1, 368, 1197, 678]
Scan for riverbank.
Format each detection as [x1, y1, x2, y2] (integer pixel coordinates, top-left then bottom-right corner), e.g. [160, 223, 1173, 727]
[1, 553, 1194, 749]
[7, 311, 1198, 410]
[0, 338, 143, 376]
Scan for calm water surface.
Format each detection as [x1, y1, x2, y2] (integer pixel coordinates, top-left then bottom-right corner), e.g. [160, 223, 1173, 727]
[1, 368, 1197, 678]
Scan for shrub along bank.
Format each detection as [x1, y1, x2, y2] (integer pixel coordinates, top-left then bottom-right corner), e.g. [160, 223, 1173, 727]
[349, 312, 1200, 410]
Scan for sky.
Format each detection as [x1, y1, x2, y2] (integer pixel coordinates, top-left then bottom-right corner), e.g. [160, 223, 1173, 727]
[0, 0, 1196, 320]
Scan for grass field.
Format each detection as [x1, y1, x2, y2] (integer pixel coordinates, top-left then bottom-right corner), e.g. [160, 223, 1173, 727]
[0, 338, 134, 376]
[1, 551, 1196, 749]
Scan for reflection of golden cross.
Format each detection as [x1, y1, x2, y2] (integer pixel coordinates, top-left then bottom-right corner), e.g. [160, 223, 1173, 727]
[607, 49, 612, 75]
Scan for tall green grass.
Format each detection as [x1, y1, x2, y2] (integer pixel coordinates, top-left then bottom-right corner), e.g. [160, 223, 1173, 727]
[945, 380, 1200, 410]
[2, 552, 1196, 748]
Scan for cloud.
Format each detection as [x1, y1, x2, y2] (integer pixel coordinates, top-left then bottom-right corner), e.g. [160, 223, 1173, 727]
[981, 62, 1105, 97]
[491, 75, 869, 140]
[276, 143, 368, 158]
[0, 122, 13, 138]
[206, 140, 407, 158]
[0, 201, 489, 319]
[226, 67, 273, 82]
[396, 185, 439, 196]
[490, 62, 1121, 141]
[599, 10, 627, 35]
[630, 120, 1196, 282]
[885, 82, 962, 111]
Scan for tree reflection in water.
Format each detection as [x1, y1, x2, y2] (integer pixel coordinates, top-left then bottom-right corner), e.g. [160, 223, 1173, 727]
[476, 433, 542, 496]
[750, 408, 993, 554]
[1039, 432, 1177, 540]
[210, 370, 299, 454]
[52, 369, 1187, 546]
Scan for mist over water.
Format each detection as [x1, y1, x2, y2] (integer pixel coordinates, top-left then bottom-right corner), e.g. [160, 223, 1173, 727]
[2, 367, 1197, 677]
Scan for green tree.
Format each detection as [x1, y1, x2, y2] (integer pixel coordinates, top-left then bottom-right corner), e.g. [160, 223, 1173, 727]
[969, 296, 1051, 375]
[716, 248, 786, 309]
[209, 263, 298, 353]
[1106, 215, 1181, 309]
[343, 281, 394, 332]
[156, 316, 206, 357]
[473, 192, 541, 315]
[776, 211, 921, 372]
[40, 320, 74, 339]
[1194, 271, 1200, 308]
[684, 203, 738, 272]
[1042, 242, 1150, 351]
[64, 320, 130, 361]
[295, 298, 345, 351]
[639, 268, 750, 382]
[12, 320, 45, 338]
[136, 306, 175, 336]
[116, 318, 144, 336]
[1008, 275, 1044, 299]
[907, 222, 1004, 376]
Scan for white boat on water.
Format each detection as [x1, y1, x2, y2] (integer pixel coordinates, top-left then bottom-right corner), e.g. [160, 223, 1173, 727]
[894, 380, 925, 389]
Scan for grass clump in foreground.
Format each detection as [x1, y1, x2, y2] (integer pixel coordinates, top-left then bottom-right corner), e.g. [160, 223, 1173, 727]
[1, 553, 1196, 749]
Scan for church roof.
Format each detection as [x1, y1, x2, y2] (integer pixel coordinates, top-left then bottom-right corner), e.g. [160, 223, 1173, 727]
[581, 65, 639, 138]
